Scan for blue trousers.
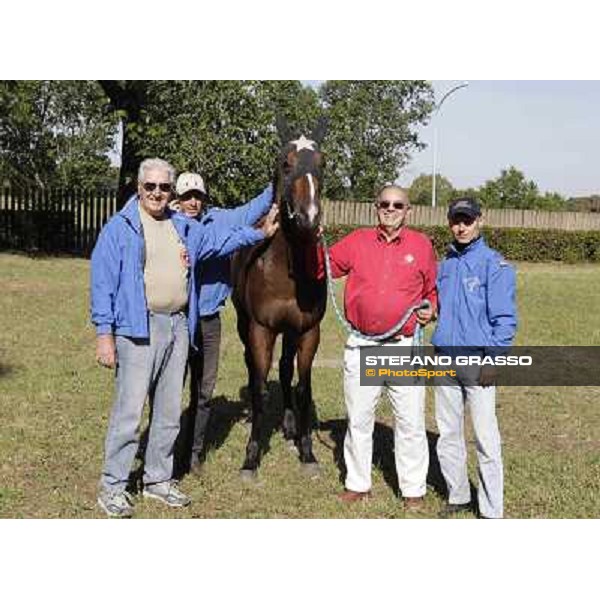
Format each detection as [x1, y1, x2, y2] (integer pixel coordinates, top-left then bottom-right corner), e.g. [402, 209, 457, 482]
[100, 312, 189, 493]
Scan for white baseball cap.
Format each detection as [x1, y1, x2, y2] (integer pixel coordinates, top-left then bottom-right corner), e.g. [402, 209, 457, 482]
[176, 172, 207, 196]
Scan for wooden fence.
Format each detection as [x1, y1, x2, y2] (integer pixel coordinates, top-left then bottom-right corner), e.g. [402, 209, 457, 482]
[321, 200, 600, 231]
[2, 184, 600, 256]
[0, 185, 117, 256]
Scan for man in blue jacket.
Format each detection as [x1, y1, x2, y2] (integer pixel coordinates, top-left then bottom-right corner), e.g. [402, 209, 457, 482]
[431, 198, 517, 519]
[91, 158, 278, 517]
[174, 172, 274, 474]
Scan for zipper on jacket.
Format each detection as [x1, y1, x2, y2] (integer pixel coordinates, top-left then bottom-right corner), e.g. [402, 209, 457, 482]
[451, 254, 462, 347]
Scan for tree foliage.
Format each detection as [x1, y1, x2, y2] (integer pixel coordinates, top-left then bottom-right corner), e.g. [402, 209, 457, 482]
[477, 166, 567, 211]
[406, 168, 569, 212]
[408, 174, 455, 206]
[1, 80, 434, 206]
[319, 81, 434, 200]
[0, 81, 117, 188]
[0, 82, 579, 214]
[97, 80, 323, 205]
[99, 80, 433, 205]
[478, 166, 539, 209]
[138, 81, 321, 204]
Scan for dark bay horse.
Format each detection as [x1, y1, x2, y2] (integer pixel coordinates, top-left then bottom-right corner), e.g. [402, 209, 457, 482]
[231, 120, 328, 479]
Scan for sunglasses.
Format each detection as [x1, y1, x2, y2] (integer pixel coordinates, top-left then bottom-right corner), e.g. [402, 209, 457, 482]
[377, 201, 407, 210]
[142, 182, 172, 193]
[180, 192, 208, 202]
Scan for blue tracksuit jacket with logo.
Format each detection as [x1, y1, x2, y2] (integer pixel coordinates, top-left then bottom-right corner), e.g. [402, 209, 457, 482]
[431, 236, 518, 356]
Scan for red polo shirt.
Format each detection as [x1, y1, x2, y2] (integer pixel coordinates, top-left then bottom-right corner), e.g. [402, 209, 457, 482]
[314, 227, 438, 337]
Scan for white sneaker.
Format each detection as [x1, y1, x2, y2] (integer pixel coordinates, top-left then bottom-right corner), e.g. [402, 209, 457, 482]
[143, 482, 191, 508]
[97, 489, 134, 518]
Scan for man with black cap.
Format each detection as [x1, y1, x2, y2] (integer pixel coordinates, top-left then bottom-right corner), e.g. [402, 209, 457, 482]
[431, 197, 517, 519]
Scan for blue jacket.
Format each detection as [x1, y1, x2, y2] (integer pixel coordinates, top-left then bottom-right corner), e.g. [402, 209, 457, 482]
[90, 196, 265, 340]
[431, 236, 517, 356]
[194, 185, 273, 318]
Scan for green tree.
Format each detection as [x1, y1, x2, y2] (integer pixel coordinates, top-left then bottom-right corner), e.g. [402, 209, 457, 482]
[408, 173, 454, 206]
[479, 167, 540, 209]
[479, 166, 567, 211]
[537, 191, 567, 211]
[98, 80, 433, 205]
[100, 80, 321, 206]
[319, 80, 434, 200]
[0, 80, 117, 188]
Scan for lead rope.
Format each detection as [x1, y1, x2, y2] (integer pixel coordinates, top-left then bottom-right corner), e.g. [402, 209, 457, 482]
[313, 237, 431, 452]
[320, 237, 431, 345]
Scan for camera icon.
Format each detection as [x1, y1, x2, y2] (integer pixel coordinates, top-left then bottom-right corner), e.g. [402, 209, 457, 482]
[366, 369, 375, 377]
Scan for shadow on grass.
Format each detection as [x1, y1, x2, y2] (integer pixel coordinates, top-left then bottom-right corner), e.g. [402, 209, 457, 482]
[130, 388, 472, 507]
[318, 419, 452, 500]
[171, 380, 293, 479]
[0, 248, 86, 259]
[0, 362, 14, 378]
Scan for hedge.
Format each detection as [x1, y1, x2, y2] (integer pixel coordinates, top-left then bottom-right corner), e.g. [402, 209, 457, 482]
[323, 225, 600, 263]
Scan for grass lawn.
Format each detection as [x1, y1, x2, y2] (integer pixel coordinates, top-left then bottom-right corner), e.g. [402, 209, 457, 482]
[0, 254, 599, 518]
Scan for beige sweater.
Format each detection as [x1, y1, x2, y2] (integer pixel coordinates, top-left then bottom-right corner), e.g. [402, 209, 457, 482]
[139, 205, 189, 314]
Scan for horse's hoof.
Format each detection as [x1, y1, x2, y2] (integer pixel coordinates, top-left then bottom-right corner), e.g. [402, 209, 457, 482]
[300, 462, 321, 479]
[286, 439, 298, 453]
[240, 469, 259, 484]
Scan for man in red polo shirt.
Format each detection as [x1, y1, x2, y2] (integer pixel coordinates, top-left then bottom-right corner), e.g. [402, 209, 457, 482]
[317, 184, 437, 510]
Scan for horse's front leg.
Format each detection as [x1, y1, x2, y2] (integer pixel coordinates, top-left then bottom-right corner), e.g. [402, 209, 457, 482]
[235, 309, 254, 417]
[280, 332, 298, 442]
[295, 326, 320, 476]
[241, 321, 276, 479]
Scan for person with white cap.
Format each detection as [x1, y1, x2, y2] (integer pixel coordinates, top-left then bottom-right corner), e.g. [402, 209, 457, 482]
[175, 173, 274, 475]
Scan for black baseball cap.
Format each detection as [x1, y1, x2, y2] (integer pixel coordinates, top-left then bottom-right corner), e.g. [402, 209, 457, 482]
[447, 197, 482, 219]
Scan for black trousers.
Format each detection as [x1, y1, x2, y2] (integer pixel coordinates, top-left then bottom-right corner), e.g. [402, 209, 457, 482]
[188, 313, 222, 457]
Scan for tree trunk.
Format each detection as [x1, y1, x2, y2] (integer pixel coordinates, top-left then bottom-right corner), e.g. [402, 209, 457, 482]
[98, 80, 149, 209]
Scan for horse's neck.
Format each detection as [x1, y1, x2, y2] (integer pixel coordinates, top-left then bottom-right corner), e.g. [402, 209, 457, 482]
[269, 228, 316, 279]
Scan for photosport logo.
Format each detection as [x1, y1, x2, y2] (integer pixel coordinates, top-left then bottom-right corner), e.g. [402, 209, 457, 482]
[359, 346, 600, 386]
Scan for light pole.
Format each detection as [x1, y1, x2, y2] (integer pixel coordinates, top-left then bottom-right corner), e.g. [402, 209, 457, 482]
[431, 81, 469, 208]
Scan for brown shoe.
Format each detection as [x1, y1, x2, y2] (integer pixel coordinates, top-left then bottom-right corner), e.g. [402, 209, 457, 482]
[404, 497, 425, 513]
[338, 490, 372, 503]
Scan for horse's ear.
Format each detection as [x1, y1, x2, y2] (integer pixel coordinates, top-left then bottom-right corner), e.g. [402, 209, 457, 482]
[275, 114, 293, 144]
[311, 116, 329, 146]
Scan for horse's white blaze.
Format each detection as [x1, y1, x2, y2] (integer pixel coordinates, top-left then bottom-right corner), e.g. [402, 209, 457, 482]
[306, 174, 318, 223]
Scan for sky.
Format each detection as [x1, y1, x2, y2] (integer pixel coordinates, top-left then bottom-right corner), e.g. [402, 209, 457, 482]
[401, 80, 600, 198]
[306, 80, 600, 198]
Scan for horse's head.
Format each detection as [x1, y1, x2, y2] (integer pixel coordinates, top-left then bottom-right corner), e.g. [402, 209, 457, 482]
[275, 117, 327, 240]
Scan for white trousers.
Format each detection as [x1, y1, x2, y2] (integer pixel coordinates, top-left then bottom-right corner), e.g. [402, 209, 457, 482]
[343, 335, 429, 497]
[435, 384, 503, 518]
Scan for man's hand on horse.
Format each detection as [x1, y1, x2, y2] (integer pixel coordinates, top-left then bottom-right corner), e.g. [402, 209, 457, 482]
[260, 205, 280, 238]
[96, 334, 116, 369]
[416, 307, 434, 325]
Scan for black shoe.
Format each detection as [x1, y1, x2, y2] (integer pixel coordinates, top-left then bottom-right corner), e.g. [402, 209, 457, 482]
[438, 502, 472, 518]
